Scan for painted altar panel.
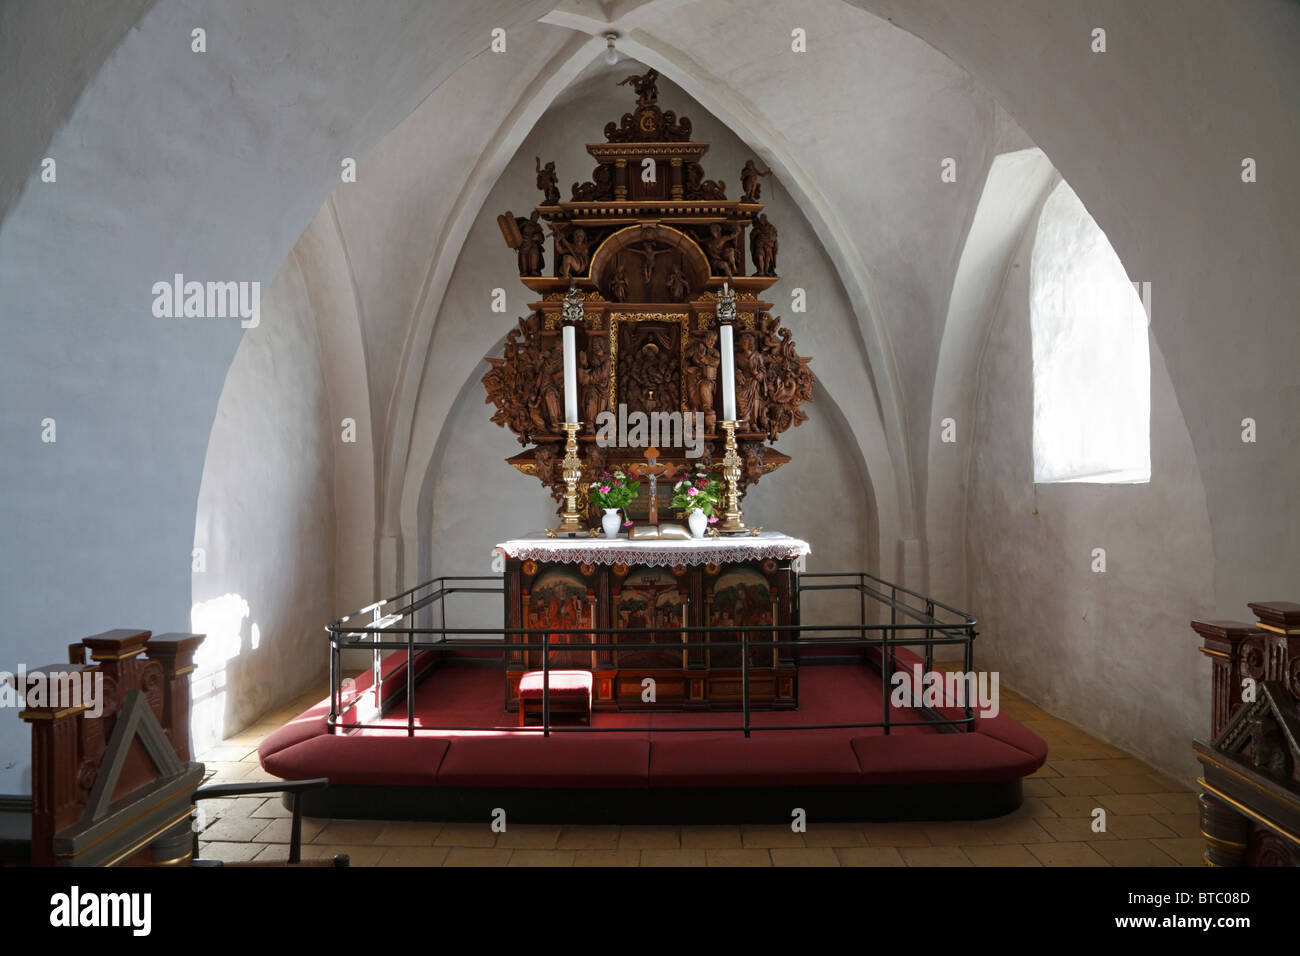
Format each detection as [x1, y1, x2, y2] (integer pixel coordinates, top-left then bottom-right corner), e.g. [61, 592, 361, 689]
[707, 565, 776, 669]
[523, 567, 596, 670]
[613, 567, 689, 670]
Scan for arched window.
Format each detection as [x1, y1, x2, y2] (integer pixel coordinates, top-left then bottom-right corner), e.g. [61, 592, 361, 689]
[1030, 181, 1150, 484]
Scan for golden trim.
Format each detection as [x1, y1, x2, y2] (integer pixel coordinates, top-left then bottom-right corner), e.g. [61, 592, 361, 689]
[19, 705, 88, 721]
[1197, 753, 1300, 812]
[608, 311, 691, 415]
[102, 805, 197, 868]
[152, 848, 195, 867]
[1199, 829, 1247, 851]
[1197, 647, 1231, 659]
[88, 650, 147, 661]
[173, 664, 197, 677]
[1197, 778, 1300, 847]
[1255, 621, 1300, 636]
[55, 782, 200, 860]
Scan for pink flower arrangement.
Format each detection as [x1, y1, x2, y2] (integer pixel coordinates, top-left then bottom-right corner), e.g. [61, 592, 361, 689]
[671, 466, 721, 516]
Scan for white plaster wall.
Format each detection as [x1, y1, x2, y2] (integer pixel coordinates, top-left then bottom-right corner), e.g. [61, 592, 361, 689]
[0, 0, 553, 788]
[927, 150, 1058, 611]
[966, 222, 1215, 783]
[190, 256, 335, 749]
[858, 0, 1300, 624]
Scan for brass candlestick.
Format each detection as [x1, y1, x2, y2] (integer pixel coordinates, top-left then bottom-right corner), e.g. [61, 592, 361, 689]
[717, 419, 748, 534]
[547, 421, 586, 537]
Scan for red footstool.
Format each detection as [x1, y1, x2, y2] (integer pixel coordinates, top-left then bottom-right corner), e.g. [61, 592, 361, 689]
[518, 670, 593, 726]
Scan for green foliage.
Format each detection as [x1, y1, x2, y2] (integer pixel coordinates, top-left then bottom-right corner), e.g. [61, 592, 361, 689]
[670, 465, 722, 517]
[588, 470, 641, 510]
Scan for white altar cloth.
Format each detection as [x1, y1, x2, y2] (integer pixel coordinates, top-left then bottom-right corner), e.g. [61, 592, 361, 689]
[494, 531, 811, 567]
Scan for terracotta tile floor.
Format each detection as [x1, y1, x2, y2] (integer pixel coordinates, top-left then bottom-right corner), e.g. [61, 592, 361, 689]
[195, 683, 1203, 867]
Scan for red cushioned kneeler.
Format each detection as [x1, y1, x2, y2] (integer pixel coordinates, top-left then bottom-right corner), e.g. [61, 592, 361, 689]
[436, 736, 650, 788]
[517, 670, 593, 726]
[649, 733, 864, 788]
[262, 734, 449, 786]
[851, 733, 1040, 784]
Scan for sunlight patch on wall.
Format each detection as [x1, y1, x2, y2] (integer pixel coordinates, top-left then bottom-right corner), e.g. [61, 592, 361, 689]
[190, 592, 250, 754]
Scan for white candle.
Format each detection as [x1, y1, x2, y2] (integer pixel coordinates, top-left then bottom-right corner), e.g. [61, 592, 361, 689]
[720, 322, 736, 422]
[562, 324, 578, 424]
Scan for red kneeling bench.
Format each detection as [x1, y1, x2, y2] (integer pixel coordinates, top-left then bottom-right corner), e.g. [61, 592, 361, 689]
[518, 670, 593, 726]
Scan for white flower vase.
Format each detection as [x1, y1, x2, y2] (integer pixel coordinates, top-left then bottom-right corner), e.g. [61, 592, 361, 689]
[602, 508, 622, 539]
[688, 508, 707, 538]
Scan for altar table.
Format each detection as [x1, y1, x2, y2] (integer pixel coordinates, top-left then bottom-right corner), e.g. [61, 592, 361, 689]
[494, 532, 810, 712]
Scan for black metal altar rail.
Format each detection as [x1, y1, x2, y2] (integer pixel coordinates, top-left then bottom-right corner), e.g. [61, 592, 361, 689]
[324, 571, 980, 739]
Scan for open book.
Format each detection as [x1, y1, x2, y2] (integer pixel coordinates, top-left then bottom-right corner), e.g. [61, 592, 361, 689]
[628, 522, 692, 540]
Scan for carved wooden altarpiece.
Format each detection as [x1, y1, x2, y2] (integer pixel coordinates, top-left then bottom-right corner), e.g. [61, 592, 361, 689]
[485, 68, 814, 522]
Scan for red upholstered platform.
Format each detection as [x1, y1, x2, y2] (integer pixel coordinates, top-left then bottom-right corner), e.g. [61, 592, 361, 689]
[258, 652, 1047, 822]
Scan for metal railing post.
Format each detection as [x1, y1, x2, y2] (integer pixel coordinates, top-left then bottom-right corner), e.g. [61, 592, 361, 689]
[882, 622, 890, 735]
[542, 634, 550, 738]
[742, 627, 750, 738]
[327, 628, 338, 731]
[407, 631, 415, 738]
[924, 599, 934, 674]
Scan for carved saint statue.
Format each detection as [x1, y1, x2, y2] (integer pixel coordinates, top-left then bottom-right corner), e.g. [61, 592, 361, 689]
[704, 223, 741, 279]
[740, 160, 772, 202]
[537, 346, 566, 430]
[516, 210, 545, 276]
[609, 265, 629, 303]
[666, 263, 690, 302]
[750, 213, 779, 276]
[551, 226, 590, 279]
[684, 329, 720, 433]
[734, 331, 768, 434]
[535, 157, 560, 205]
[579, 335, 611, 431]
